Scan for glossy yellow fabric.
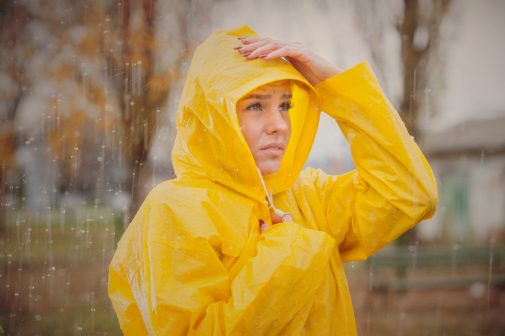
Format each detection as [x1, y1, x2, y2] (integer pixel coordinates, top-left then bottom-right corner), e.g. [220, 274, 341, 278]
[108, 25, 438, 335]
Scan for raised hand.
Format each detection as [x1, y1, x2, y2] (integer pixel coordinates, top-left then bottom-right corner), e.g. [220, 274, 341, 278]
[235, 36, 341, 86]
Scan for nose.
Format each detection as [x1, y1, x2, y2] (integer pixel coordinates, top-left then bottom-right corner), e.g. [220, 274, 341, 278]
[264, 107, 289, 134]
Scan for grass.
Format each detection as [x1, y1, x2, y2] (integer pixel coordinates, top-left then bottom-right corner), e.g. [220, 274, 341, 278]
[0, 208, 121, 335]
[346, 259, 505, 336]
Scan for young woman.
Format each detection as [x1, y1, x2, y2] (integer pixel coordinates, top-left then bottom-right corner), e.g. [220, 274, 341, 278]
[109, 25, 438, 335]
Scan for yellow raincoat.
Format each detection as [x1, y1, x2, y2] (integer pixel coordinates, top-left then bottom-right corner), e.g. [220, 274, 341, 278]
[108, 25, 438, 335]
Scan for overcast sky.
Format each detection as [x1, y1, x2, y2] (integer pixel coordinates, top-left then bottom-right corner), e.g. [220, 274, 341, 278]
[436, 0, 505, 129]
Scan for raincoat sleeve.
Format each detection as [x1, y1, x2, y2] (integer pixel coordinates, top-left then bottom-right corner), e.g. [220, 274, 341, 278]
[308, 62, 438, 262]
[109, 199, 335, 335]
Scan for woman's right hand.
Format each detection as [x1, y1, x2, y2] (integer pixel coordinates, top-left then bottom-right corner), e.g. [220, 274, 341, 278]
[260, 213, 293, 233]
[235, 36, 341, 86]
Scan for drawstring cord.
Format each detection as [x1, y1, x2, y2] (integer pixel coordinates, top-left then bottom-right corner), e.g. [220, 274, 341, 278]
[256, 167, 292, 221]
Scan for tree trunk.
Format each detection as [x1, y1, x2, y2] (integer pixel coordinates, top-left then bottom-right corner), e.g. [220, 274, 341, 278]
[0, 183, 6, 234]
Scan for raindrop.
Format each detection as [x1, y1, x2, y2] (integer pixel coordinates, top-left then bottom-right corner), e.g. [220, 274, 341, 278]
[469, 282, 486, 299]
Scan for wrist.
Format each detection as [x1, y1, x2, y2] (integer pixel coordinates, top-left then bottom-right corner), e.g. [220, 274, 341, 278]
[316, 66, 341, 85]
[308, 54, 341, 85]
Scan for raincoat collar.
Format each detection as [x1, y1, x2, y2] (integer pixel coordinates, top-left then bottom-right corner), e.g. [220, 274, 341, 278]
[171, 25, 321, 204]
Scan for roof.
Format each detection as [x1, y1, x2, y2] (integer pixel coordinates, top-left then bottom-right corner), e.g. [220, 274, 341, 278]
[420, 114, 505, 157]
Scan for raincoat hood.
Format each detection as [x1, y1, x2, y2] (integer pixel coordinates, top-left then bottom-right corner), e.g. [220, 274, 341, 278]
[172, 25, 320, 203]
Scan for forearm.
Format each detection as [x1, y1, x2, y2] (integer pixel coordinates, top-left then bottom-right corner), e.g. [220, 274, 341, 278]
[316, 62, 438, 218]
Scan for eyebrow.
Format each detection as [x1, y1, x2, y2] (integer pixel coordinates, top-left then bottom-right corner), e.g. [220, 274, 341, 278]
[243, 93, 292, 100]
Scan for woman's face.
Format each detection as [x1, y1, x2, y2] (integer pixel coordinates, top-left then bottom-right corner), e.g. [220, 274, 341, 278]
[236, 80, 292, 175]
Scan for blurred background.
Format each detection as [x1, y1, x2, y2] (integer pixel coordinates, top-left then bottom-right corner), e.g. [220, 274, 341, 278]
[1, 0, 504, 335]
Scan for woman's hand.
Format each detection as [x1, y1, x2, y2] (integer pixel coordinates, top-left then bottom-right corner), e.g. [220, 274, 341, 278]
[235, 36, 342, 86]
[259, 213, 294, 233]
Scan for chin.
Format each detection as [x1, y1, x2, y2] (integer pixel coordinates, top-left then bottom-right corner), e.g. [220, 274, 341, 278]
[257, 160, 281, 175]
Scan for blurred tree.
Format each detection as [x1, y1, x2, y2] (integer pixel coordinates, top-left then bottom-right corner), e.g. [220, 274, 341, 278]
[0, 0, 215, 232]
[103, 0, 175, 221]
[101, 0, 214, 222]
[354, 0, 451, 138]
[399, 0, 451, 138]
[0, 2, 31, 232]
[1, 1, 112, 231]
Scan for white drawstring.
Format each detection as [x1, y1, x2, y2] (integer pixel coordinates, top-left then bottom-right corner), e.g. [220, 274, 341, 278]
[256, 167, 290, 219]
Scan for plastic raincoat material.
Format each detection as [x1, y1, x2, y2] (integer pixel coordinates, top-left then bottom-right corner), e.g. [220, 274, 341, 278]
[108, 25, 438, 335]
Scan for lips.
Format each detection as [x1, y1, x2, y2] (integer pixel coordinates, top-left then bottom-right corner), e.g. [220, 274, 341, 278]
[260, 143, 285, 156]
[261, 143, 284, 150]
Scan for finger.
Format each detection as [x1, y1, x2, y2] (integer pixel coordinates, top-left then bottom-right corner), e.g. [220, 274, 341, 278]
[262, 45, 303, 60]
[236, 38, 271, 52]
[237, 36, 262, 45]
[260, 222, 270, 233]
[247, 41, 284, 58]
[282, 213, 293, 222]
[271, 214, 283, 224]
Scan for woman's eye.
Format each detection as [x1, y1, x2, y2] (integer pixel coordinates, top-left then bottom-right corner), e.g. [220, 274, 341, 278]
[279, 102, 293, 111]
[246, 103, 262, 111]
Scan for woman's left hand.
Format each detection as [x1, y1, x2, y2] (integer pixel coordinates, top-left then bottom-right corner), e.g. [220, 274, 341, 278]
[235, 36, 342, 86]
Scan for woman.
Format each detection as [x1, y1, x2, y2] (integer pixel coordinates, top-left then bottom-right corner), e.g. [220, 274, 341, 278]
[108, 25, 438, 335]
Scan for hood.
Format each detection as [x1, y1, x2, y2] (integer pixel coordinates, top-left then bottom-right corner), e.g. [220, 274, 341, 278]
[171, 25, 321, 204]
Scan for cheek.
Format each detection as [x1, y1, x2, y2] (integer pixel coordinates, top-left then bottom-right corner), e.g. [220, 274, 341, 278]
[285, 115, 292, 137]
[240, 122, 262, 150]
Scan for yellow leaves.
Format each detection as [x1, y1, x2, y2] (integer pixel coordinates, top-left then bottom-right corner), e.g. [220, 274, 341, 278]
[46, 107, 88, 161]
[52, 63, 74, 82]
[85, 82, 106, 111]
[126, 33, 154, 70]
[149, 70, 171, 91]
[20, 1, 179, 172]
[44, 94, 121, 164]
[147, 70, 171, 105]
[77, 33, 101, 57]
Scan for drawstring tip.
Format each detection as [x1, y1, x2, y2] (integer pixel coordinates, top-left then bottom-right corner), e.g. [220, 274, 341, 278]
[274, 208, 285, 217]
[256, 166, 293, 223]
